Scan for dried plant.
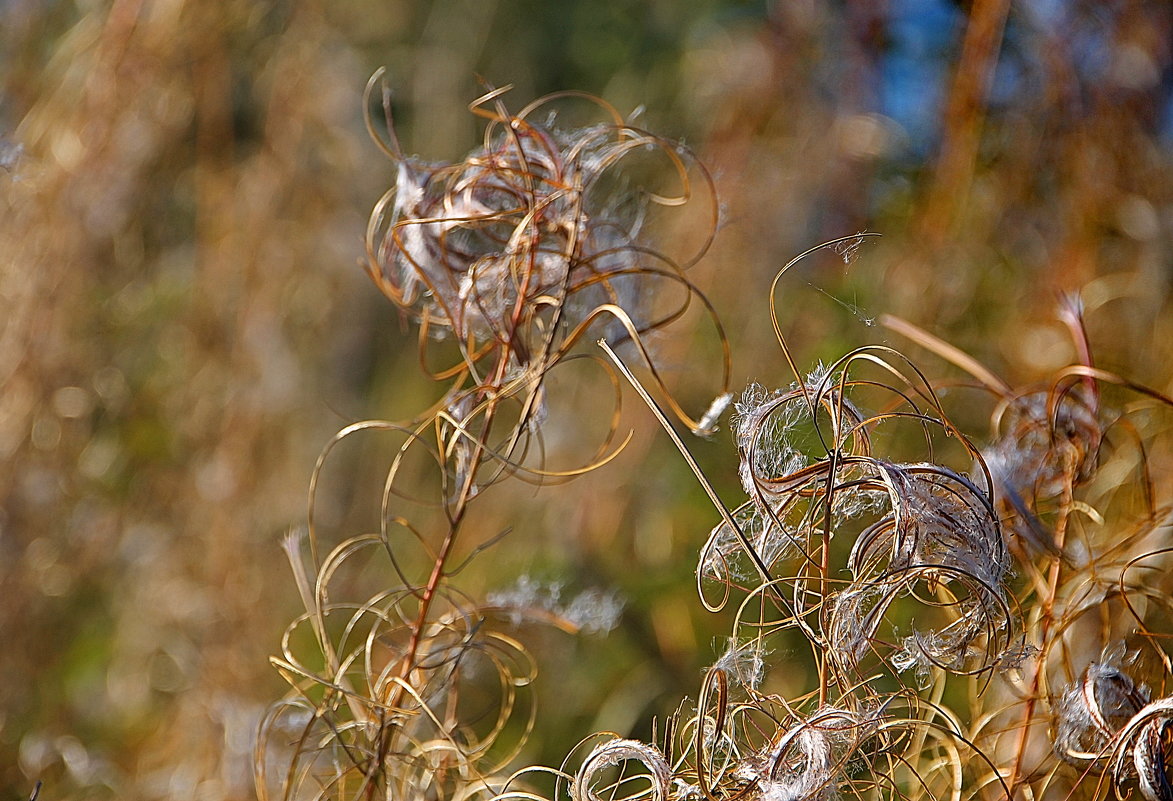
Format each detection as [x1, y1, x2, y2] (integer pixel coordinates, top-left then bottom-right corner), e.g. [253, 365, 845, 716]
[259, 80, 1173, 801]
[257, 80, 727, 801]
[557, 242, 1173, 801]
[6, 4, 1170, 800]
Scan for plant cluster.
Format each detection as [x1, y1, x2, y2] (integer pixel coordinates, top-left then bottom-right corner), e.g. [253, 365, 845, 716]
[258, 83, 1173, 801]
[256, 78, 726, 801]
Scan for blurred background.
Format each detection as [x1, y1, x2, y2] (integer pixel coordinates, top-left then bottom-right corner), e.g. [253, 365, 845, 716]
[1, 1, 1171, 798]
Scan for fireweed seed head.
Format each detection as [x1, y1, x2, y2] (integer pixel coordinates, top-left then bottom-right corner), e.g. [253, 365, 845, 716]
[984, 385, 1102, 514]
[732, 371, 866, 493]
[722, 378, 870, 581]
[1132, 717, 1173, 801]
[712, 637, 768, 691]
[1109, 698, 1173, 801]
[692, 392, 734, 438]
[733, 384, 810, 499]
[700, 503, 799, 584]
[1055, 654, 1148, 765]
[848, 462, 1008, 588]
[367, 86, 717, 385]
[737, 706, 881, 801]
[573, 738, 672, 801]
[828, 462, 1020, 677]
[825, 583, 890, 672]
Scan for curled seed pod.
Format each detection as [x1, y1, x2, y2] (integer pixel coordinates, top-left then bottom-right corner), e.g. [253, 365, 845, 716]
[368, 84, 716, 383]
[737, 706, 880, 801]
[1111, 698, 1173, 801]
[984, 383, 1102, 556]
[991, 385, 1101, 498]
[734, 379, 869, 504]
[830, 461, 1017, 677]
[704, 379, 869, 584]
[825, 583, 890, 672]
[711, 637, 768, 691]
[574, 738, 673, 801]
[700, 500, 795, 584]
[733, 383, 810, 495]
[827, 566, 1017, 678]
[1134, 719, 1173, 801]
[1055, 660, 1148, 765]
[848, 462, 1007, 588]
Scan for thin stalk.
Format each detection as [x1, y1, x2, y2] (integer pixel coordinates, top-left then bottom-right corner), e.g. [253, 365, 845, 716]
[598, 338, 784, 607]
[1005, 460, 1078, 796]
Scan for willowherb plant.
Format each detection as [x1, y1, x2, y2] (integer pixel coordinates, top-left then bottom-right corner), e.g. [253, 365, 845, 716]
[571, 243, 1173, 801]
[1054, 648, 1149, 767]
[257, 80, 728, 801]
[260, 82, 1173, 801]
[364, 73, 726, 406]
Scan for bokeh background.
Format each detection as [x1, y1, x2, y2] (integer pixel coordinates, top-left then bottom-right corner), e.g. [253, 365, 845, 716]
[2, 1, 1172, 799]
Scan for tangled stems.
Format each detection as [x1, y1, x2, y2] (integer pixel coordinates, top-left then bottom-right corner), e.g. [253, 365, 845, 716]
[259, 81, 731, 801]
[591, 239, 1173, 801]
[590, 239, 1021, 801]
[261, 81, 1173, 801]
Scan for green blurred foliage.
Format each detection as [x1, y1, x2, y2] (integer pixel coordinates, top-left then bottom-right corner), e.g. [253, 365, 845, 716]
[1, 1, 1171, 799]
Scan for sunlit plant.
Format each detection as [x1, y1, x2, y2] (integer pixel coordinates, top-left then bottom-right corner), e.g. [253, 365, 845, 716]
[256, 76, 727, 801]
[258, 80, 1173, 801]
